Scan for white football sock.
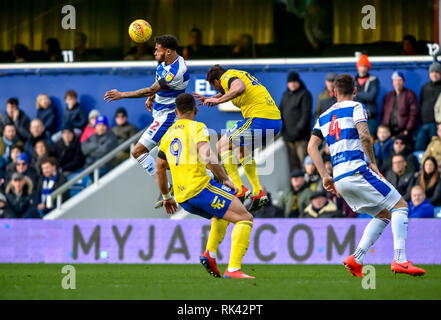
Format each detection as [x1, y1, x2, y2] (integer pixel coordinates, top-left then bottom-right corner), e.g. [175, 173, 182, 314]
[353, 217, 389, 264]
[391, 207, 408, 263]
[136, 153, 156, 176]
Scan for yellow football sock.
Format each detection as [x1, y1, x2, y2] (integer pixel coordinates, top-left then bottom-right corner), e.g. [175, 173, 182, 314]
[206, 217, 230, 254]
[228, 220, 253, 269]
[241, 156, 262, 196]
[221, 150, 243, 189]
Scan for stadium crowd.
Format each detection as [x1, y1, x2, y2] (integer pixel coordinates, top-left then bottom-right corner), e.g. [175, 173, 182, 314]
[0, 91, 138, 218]
[1, 54, 440, 219]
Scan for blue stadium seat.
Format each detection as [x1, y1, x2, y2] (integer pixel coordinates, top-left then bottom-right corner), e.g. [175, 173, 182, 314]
[434, 206, 441, 218]
[413, 151, 425, 165]
[67, 170, 91, 197]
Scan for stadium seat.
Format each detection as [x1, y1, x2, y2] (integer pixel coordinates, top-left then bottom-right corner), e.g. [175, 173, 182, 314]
[67, 170, 92, 197]
[434, 206, 441, 218]
[413, 151, 425, 165]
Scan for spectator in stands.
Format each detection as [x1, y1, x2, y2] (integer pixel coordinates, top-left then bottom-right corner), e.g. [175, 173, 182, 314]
[381, 135, 419, 174]
[303, 155, 321, 192]
[415, 62, 441, 150]
[381, 71, 419, 138]
[124, 42, 154, 61]
[0, 193, 6, 218]
[81, 115, 118, 172]
[30, 140, 53, 176]
[0, 123, 24, 170]
[413, 156, 441, 206]
[401, 35, 418, 56]
[408, 185, 434, 218]
[5, 145, 24, 181]
[182, 28, 212, 60]
[3, 172, 38, 218]
[315, 72, 337, 120]
[385, 154, 415, 200]
[423, 123, 441, 168]
[374, 124, 394, 170]
[280, 72, 312, 171]
[55, 122, 85, 177]
[229, 34, 256, 58]
[62, 90, 87, 132]
[36, 157, 68, 217]
[111, 107, 138, 164]
[36, 94, 58, 135]
[24, 119, 52, 158]
[44, 38, 63, 62]
[2, 98, 31, 142]
[276, 169, 314, 218]
[7, 153, 38, 188]
[354, 54, 380, 137]
[12, 44, 28, 63]
[301, 191, 343, 218]
[80, 109, 100, 143]
[73, 32, 98, 61]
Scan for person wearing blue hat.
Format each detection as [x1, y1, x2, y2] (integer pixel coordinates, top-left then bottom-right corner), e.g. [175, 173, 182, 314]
[81, 115, 118, 173]
[7, 152, 39, 187]
[380, 70, 419, 138]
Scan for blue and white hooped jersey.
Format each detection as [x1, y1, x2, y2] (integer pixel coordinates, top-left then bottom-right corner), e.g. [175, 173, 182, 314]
[313, 100, 369, 181]
[154, 55, 190, 111]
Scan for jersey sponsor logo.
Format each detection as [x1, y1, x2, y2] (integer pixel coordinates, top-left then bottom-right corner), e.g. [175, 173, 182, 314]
[165, 71, 175, 83]
[211, 196, 225, 210]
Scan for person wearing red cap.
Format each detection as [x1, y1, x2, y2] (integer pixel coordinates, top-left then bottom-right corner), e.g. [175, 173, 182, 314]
[354, 54, 380, 139]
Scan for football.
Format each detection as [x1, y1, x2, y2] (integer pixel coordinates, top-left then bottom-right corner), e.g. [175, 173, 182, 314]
[128, 19, 152, 43]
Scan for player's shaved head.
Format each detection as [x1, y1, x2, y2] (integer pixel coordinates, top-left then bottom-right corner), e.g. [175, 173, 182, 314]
[207, 65, 226, 84]
[175, 93, 196, 114]
[155, 35, 178, 51]
[334, 74, 355, 96]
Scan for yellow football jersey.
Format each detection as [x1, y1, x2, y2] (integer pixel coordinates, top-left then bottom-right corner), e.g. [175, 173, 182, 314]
[159, 119, 211, 203]
[220, 69, 281, 120]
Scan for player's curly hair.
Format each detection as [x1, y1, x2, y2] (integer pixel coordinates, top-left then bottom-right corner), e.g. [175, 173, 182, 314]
[175, 93, 196, 114]
[334, 74, 354, 96]
[155, 35, 178, 51]
[206, 65, 226, 84]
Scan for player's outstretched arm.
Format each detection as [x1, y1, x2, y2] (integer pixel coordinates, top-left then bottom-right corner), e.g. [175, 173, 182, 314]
[104, 81, 162, 103]
[202, 79, 246, 107]
[355, 121, 383, 177]
[197, 141, 238, 193]
[307, 135, 339, 196]
[155, 155, 178, 214]
[192, 92, 222, 106]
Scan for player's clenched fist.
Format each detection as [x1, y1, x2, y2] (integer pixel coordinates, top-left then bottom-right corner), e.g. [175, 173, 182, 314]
[104, 89, 122, 102]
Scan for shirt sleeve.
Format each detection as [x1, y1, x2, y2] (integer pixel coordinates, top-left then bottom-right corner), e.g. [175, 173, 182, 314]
[161, 66, 183, 89]
[353, 103, 368, 125]
[220, 71, 232, 93]
[197, 124, 210, 144]
[311, 119, 324, 140]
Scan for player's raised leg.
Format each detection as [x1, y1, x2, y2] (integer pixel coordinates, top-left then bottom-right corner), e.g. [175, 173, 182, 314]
[217, 134, 250, 202]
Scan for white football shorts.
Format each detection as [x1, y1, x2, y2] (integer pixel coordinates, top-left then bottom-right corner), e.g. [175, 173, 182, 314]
[334, 165, 402, 217]
[138, 108, 176, 151]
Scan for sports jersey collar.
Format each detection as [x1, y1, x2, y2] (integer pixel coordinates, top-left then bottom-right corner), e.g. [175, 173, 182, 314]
[163, 55, 180, 67]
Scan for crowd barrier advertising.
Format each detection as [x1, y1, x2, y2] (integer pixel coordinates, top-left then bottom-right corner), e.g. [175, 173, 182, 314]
[1, 219, 440, 264]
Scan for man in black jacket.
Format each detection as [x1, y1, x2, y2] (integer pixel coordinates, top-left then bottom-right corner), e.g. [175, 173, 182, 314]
[279, 72, 312, 171]
[62, 90, 87, 132]
[54, 121, 85, 177]
[2, 98, 31, 142]
[415, 62, 441, 150]
[381, 135, 419, 174]
[3, 172, 38, 218]
[385, 154, 415, 201]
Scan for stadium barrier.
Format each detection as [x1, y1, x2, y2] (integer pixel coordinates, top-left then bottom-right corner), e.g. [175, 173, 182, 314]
[1, 218, 440, 264]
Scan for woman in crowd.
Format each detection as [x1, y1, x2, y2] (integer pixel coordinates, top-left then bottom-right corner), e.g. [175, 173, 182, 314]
[36, 93, 58, 135]
[411, 157, 441, 206]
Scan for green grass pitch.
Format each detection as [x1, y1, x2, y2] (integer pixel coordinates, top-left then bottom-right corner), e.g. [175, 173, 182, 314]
[0, 264, 440, 300]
